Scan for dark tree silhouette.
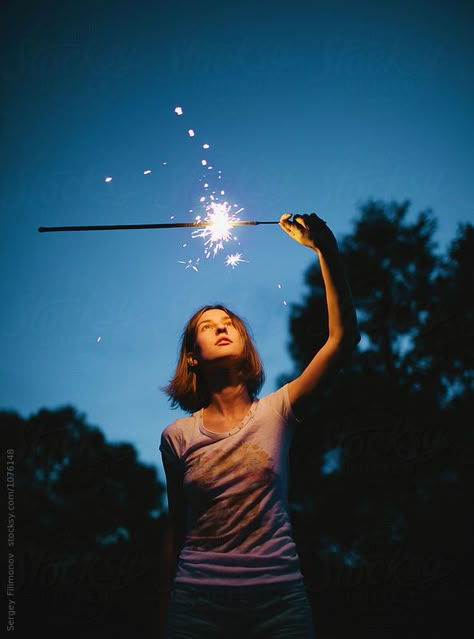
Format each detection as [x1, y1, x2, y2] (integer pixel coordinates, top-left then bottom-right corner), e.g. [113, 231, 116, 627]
[1, 406, 167, 638]
[407, 221, 474, 398]
[280, 199, 474, 639]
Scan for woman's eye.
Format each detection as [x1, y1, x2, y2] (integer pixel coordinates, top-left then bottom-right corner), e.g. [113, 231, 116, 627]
[202, 324, 212, 331]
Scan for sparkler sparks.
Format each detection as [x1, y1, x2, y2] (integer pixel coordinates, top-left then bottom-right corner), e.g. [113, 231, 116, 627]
[178, 258, 200, 272]
[41, 104, 279, 272]
[192, 202, 244, 258]
[277, 283, 287, 307]
[225, 253, 248, 268]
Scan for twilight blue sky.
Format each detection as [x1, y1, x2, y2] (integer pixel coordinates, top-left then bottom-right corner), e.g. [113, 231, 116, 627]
[1, 0, 473, 482]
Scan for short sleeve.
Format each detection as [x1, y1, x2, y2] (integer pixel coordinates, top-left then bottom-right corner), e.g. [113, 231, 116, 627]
[263, 384, 303, 425]
[282, 384, 304, 424]
[159, 424, 182, 470]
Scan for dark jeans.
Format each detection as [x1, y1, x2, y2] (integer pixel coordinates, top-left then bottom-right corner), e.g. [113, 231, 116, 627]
[165, 580, 315, 638]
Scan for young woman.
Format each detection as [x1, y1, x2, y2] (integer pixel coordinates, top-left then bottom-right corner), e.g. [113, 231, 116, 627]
[158, 212, 360, 639]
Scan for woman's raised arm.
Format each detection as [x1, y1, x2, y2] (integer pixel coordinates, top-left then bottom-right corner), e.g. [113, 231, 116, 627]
[279, 212, 360, 413]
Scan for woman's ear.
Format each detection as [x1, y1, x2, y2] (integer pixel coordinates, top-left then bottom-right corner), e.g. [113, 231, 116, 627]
[187, 353, 198, 368]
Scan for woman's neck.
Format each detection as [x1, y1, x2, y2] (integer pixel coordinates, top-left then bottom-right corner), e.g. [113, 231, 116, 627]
[205, 383, 252, 418]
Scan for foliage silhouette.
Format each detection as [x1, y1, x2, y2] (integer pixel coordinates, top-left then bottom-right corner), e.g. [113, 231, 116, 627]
[280, 199, 473, 638]
[1, 405, 168, 638]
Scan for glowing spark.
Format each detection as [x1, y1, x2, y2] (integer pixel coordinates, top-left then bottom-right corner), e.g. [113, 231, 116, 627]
[283, 300, 287, 306]
[97, 336, 102, 342]
[225, 253, 248, 268]
[203, 143, 210, 149]
[178, 258, 200, 272]
[104, 176, 112, 183]
[201, 160, 207, 166]
[277, 283, 282, 289]
[192, 202, 242, 258]
[174, 106, 183, 115]
[162, 161, 168, 165]
[143, 169, 152, 175]
[188, 129, 195, 137]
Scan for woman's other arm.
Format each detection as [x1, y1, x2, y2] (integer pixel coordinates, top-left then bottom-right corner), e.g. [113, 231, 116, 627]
[157, 460, 186, 637]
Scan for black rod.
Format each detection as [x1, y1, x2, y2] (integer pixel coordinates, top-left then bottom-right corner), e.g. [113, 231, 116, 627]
[38, 220, 279, 232]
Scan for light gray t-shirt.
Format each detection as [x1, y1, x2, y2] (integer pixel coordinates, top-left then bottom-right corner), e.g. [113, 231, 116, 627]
[159, 384, 304, 586]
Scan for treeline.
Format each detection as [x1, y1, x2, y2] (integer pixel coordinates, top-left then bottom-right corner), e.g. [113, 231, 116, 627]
[281, 199, 473, 638]
[1, 407, 167, 637]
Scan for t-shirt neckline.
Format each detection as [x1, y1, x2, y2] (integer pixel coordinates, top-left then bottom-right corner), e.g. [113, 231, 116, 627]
[197, 399, 259, 439]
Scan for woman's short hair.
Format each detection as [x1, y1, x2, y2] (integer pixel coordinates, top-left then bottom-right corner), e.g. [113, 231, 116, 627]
[162, 304, 265, 413]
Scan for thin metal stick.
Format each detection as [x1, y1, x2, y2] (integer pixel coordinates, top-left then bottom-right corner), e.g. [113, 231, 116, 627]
[38, 221, 278, 232]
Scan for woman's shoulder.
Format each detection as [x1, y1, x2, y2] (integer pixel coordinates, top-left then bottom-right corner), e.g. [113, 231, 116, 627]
[162, 412, 195, 438]
[160, 412, 197, 465]
[259, 383, 289, 404]
[258, 383, 300, 423]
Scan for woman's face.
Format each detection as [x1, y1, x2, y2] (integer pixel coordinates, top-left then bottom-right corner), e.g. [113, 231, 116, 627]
[190, 308, 245, 367]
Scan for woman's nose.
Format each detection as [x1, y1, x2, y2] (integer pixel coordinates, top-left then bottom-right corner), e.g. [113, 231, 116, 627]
[216, 324, 228, 333]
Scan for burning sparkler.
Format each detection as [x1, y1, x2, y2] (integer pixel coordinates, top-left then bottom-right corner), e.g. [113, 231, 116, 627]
[38, 220, 277, 232]
[38, 216, 277, 270]
[39, 104, 282, 270]
[191, 202, 244, 258]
